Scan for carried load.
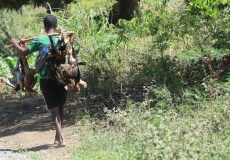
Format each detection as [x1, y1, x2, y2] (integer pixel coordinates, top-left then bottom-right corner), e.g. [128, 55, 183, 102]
[34, 31, 86, 86]
[5, 31, 86, 93]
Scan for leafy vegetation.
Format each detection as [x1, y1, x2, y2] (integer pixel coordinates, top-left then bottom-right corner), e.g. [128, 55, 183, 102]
[71, 97, 230, 159]
[0, 0, 229, 159]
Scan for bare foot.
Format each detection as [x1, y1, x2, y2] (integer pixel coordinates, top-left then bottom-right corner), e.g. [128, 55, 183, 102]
[56, 142, 67, 148]
[54, 140, 59, 144]
[54, 134, 59, 144]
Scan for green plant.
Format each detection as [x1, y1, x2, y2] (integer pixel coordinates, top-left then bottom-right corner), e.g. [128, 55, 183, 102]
[0, 57, 16, 78]
[0, 1, 230, 159]
[70, 94, 230, 159]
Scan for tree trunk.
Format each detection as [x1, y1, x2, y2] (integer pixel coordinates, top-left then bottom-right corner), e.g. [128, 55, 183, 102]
[109, 0, 140, 25]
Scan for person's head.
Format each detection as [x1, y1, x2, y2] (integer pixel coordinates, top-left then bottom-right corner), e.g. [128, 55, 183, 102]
[43, 14, 57, 32]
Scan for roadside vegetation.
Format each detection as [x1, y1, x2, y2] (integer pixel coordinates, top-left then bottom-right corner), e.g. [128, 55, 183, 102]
[0, 0, 229, 159]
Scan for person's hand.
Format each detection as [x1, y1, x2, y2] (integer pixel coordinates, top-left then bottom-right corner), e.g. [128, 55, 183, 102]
[59, 28, 64, 42]
[19, 40, 28, 48]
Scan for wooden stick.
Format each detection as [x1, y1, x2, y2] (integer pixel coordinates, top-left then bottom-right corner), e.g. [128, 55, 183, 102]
[4, 31, 75, 48]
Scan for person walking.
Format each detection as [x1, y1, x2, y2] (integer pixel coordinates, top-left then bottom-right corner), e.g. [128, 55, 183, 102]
[10, 14, 67, 147]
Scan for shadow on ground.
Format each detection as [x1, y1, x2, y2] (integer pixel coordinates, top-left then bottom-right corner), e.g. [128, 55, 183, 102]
[0, 95, 79, 138]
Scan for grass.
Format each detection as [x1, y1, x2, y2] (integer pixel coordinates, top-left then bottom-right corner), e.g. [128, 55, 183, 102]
[70, 95, 230, 159]
[0, 0, 229, 159]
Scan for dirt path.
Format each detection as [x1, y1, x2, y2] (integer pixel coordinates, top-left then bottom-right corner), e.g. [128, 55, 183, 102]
[0, 97, 81, 160]
[0, 141, 28, 160]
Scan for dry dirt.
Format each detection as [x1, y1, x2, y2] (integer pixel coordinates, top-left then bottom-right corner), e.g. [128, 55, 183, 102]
[0, 96, 82, 160]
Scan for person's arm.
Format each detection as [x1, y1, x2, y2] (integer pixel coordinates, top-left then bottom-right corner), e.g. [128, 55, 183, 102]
[10, 38, 32, 56]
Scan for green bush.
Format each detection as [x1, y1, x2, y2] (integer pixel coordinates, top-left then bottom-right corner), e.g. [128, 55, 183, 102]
[70, 95, 230, 159]
[0, 1, 230, 159]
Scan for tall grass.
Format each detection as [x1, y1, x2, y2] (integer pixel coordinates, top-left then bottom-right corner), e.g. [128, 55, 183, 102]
[0, 0, 229, 159]
[70, 91, 230, 159]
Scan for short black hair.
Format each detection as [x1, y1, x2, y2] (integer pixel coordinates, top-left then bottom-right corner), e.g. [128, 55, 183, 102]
[43, 14, 57, 29]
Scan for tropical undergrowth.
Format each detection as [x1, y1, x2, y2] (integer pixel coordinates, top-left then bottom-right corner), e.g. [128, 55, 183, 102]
[0, 0, 229, 159]
[71, 93, 230, 159]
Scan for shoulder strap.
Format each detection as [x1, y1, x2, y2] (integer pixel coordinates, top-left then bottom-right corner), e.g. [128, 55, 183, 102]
[48, 36, 55, 50]
[48, 36, 59, 55]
